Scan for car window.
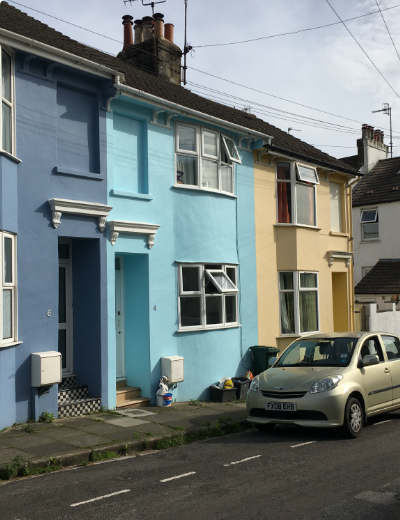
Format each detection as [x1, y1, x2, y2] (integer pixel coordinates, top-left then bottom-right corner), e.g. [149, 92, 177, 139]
[276, 337, 357, 367]
[381, 335, 400, 361]
[360, 337, 384, 362]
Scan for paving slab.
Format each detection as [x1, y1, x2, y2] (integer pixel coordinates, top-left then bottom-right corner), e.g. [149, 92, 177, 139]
[18, 442, 79, 458]
[0, 447, 32, 464]
[0, 428, 29, 439]
[59, 433, 110, 448]
[104, 417, 151, 428]
[7, 434, 62, 449]
[67, 420, 127, 435]
[102, 430, 144, 442]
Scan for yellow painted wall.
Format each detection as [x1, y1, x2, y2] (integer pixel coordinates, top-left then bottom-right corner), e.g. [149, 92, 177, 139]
[332, 272, 349, 331]
[254, 152, 354, 353]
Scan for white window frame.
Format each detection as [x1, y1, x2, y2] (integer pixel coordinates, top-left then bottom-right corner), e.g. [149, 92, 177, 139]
[278, 271, 319, 336]
[178, 263, 239, 331]
[0, 231, 17, 346]
[360, 207, 379, 241]
[175, 122, 240, 195]
[0, 46, 16, 157]
[329, 181, 343, 233]
[276, 161, 318, 227]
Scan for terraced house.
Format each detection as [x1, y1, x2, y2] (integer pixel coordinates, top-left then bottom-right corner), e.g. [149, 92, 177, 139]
[0, 2, 359, 429]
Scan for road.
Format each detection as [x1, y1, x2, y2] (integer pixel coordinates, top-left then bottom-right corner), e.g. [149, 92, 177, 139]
[1, 412, 400, 520]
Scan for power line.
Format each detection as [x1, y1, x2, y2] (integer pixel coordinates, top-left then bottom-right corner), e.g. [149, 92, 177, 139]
[325, 0, 400, 100]
[375, 0, 400, 63]
[194, 4, 400, 48]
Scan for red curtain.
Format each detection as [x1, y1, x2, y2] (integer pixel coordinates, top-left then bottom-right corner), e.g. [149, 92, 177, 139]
[278, 183, 291, 223]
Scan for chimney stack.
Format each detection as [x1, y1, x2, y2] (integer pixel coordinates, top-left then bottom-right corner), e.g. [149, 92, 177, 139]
[122, 15, 133, 52]
[117, 15, 182, 85]
[356, 124, 388, 174]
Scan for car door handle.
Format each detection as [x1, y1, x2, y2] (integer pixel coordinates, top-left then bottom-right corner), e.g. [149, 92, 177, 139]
[384, 368, 390, 373]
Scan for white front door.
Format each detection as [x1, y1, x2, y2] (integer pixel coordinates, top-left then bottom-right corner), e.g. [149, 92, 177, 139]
[115, 257, 125, 380]
[58, 239, 73, 376]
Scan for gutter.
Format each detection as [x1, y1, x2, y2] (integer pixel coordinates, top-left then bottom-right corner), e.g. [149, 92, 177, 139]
[0, 28, 125, 81]
[264, 144, 360, 177]
[113, 79, 274, 141]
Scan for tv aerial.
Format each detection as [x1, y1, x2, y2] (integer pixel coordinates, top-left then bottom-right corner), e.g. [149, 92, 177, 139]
[123, 0, 166, 17]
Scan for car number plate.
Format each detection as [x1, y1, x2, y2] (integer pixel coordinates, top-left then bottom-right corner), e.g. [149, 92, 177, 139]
[266, 402, 297, 411]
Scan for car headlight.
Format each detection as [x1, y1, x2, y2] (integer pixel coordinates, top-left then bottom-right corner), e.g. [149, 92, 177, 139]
[310, 375, 343, 394]
[249, 378, 260, 392]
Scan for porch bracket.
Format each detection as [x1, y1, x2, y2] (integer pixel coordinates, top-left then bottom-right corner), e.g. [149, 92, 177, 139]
[48, 198, 113, 231]
[108, 220, 160, 248]
[255, 151, 274, 167]
[328, 250, 354, 268]
[149, 109, 177, 130]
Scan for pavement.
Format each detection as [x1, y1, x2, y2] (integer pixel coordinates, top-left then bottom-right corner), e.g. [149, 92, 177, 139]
[0, 400, 248, 475]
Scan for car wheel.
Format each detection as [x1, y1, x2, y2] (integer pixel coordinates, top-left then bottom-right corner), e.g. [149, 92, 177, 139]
[343, 397, 363, 438]
[254, 423, 275, 432]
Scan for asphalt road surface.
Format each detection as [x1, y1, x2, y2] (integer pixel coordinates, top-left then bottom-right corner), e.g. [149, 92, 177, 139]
[2, 412, 400, 520]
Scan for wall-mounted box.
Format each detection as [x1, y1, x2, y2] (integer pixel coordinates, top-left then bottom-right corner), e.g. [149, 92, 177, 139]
[31, 352, 62, 387]
[161, 356, 184, 384]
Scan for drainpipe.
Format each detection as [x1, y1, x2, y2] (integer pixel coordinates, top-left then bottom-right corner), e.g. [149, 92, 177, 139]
[345, 175, 360, 331]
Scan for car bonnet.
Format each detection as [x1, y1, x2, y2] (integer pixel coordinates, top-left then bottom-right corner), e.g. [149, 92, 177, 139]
[258, 366, 346, 391]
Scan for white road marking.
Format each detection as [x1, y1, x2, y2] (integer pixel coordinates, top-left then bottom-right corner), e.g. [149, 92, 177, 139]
[160, 471, 196, 482]
[373, 419, 391, 426]
[70, 489, 130, 507]
[291, 441, 316, 448]
[224, 455, 262, 466]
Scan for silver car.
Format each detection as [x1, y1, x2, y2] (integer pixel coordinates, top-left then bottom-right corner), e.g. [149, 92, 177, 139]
[247, 332, 400, 437]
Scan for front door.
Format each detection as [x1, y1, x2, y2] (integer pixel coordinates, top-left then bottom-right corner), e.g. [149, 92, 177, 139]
[58, 239, 73, 376]
[115, 257, 125, 380]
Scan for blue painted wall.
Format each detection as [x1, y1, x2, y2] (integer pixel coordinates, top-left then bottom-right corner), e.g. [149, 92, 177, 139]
[0, 51, 111, 429]
[106, 96, 258, 407]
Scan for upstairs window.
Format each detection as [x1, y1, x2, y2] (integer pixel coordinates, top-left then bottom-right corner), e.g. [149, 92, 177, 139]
[277, 162, 318, 227]
[361, 208, 378, 240]
[329, 182, 343, 232]
[175, 123, 241, 195]
[1, 231, 17, 345]
[1, 47, 15, 155]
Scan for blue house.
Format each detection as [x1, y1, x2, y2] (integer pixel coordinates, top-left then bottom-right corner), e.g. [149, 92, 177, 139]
[0, 4, 276, 427]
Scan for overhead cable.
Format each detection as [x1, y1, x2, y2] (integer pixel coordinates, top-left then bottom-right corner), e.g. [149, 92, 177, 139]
[374, 0, 400, 63]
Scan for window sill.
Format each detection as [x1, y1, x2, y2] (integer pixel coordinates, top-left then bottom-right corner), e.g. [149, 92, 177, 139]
[110, 190, 153, 201]
[0, 150, 22, 164]
[329, 231, 349, 238]
[360, 239, 381, 243]
[274, 224, 321, 231]
[172, 185, 237, 199]
[54, 168, 104, 181]
[177, 324, 241, 333]
[0, 340, 23, 349]
[276, 331, 321, 339]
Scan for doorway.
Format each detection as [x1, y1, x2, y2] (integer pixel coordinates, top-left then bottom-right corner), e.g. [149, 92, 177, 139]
[115, 256, 125, 380]
[332, 272, 349, 332]
[58, 239, 73, 376]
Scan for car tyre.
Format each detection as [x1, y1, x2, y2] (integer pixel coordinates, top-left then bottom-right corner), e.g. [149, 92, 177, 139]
[343, 397, 363, 438]
[254, 423, 275, 432]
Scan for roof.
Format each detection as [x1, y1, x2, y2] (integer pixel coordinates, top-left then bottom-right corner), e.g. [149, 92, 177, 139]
[353, 156, 400, 207]
[0, 2, 359, 176]
[355, 259, 400, 294]
[338, 155, 359, 169]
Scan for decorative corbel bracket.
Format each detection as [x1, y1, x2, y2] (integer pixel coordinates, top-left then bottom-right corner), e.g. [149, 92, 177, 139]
[108, 220, 160, 248]
[255, 151, 274, 167]
[238, 136, 252, 150]
[48, 198, 113, 231]
[149, 109, 177, 130]
[328, 250, 354, 268]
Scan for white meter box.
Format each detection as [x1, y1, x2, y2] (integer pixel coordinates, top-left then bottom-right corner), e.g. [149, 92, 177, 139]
[161, 356, 184, 384]
[31, 351, 62, 387]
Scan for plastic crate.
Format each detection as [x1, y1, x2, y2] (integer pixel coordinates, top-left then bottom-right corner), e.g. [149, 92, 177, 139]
[231, 377, 250, 399]
[209, 385, 236, 403]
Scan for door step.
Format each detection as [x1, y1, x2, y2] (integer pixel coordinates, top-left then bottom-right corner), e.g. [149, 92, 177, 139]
[58, 375, 101, 418]
[117, 397, 152, 409]
[116, 384, 150, 409]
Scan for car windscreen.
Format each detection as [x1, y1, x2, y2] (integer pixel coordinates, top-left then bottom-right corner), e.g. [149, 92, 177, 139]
[276, 338, 357, 367]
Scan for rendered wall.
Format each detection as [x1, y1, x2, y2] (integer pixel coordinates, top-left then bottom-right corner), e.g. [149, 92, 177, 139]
[106, 97, 258, 406]
[254, 154, 354, 352]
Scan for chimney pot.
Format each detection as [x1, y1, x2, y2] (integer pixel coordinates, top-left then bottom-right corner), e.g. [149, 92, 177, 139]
[362, 124, 368, 138]
[164, 23, 174, 43]
[134, 19, 143, 44]
[374, 129, 380, 142]
[154, 12, 164, 38]
[142, 16, 154, 41]
[122, 15, 134, 52]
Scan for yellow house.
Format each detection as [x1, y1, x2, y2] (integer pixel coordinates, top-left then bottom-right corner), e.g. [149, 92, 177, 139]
[253, 137, 359, 352]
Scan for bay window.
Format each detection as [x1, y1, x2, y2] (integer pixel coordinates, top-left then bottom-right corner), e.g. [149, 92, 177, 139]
[276, 162, 318, 226]
[1, 231, 17, 345]
[1, 47, 15, 155]
[279, 271, 319, 335]
[175, 123, 241, 195]
[178, 263, 239, 330]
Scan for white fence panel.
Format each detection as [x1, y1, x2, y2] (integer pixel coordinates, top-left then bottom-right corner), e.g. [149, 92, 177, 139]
[369, 303, 400, 336]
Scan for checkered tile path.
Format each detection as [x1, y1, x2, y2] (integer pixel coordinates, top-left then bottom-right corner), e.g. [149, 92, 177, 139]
[58, 397, 102, 418]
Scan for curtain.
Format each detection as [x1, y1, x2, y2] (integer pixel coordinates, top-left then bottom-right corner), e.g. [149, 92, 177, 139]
[278, 182, 291, 223]
[176, 155, 197, 185]
[299, 291, 318, 332]
[280, 292, 295, 333]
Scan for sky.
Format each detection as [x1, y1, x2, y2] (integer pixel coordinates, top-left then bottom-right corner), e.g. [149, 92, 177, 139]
[7, 0, 400, 159]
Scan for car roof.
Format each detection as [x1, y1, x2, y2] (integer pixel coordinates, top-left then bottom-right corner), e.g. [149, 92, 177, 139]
[298, 332, 363, 340]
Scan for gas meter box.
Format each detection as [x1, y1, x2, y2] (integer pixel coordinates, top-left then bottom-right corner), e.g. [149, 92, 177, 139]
[31, 351, 62, 387]
[161, 356, 184, 384]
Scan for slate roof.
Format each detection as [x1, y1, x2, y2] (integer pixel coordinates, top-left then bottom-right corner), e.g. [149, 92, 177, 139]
[355, 260, 400, 295]
[0, 1, 358, 176]
[352, 156, 400, 207]
[339, 154, 359, 169]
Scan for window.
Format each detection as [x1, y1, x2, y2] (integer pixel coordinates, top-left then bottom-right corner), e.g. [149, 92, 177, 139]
[178, 264, 238, 330]
[279, 271, 319, 335]
[361, 208, 378, 240]
[175, 123, 241, 195]
[362, 267, 372, 278]
[276, 162, 318, 227]
[1, 231, 17, 345]
[329, 182, 342, 232]
[1, 47, 15, 155]
[381, 335, 400, 361]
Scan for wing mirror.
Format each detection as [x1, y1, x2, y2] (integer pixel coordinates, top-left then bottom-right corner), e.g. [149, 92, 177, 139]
[360, 354, 380, 367]
[268, 356, 277, 367]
